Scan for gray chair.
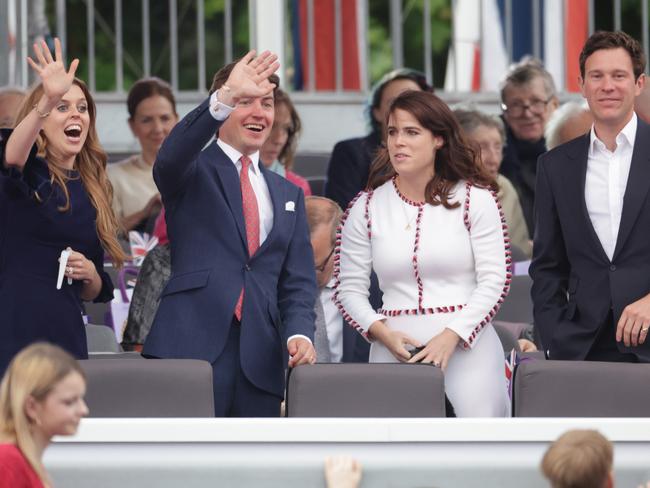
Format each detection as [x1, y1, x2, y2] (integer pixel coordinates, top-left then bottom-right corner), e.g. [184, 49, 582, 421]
[307, 176, 326, 196]
[79, 359, 214, 417]
[513, 360, 650, 417]
[494, 274, 533, 324]
[86, 324, 121, 353]
[88, 351, 143, 359]
[492, 321, 523, 353]
[285, 363, 445, 417]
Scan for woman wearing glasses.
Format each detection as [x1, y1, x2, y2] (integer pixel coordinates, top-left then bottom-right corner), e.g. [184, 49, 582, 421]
[335, 91, 510, 417]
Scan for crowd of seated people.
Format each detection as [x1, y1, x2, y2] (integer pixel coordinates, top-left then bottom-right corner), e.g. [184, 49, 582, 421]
[4, 29, 650, 423]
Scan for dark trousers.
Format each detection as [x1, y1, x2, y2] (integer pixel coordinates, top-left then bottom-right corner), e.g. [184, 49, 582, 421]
[211, 319, 282, 417]
[585, 310, 639, 363]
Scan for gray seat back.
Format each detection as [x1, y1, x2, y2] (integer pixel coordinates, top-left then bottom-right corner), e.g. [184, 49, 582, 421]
[80, 359, 214, 417]
[86, 324, 121, 353]
[494, 274, 533, 323]
[286, 363, 445, 417]
[513, 360, 650, 417]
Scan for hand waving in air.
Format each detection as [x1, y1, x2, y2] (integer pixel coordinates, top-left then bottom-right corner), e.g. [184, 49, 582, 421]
[27, 37, 79, 106]
[219, 50, 280, 106]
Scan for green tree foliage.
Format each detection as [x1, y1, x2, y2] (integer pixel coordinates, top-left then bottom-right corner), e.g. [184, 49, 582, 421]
[47, 0, 249, 92]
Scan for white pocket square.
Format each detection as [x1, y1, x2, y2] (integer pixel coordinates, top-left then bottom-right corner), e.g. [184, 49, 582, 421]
[285, 201, 295, 212]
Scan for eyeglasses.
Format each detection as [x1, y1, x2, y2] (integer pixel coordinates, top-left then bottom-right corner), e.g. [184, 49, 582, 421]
[501, 97, 553, 117]
[315, 246, 336, 273]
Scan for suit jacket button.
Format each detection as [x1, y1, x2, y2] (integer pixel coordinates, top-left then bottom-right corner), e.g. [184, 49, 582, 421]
[609, 265, 616, 271]
[245, 264, 251, 271]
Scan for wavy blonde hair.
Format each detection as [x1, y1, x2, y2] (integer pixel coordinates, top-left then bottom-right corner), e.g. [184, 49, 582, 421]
[15, 79, 126, 267]
[0, 343, 86, 486]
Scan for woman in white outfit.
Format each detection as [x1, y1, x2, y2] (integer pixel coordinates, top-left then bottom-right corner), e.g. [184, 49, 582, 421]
[334, 91, 511, 417]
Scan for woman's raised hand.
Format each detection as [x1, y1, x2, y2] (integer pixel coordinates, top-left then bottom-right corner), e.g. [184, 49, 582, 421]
[221, 50, 279, 105]
[27, 38, 79, 104]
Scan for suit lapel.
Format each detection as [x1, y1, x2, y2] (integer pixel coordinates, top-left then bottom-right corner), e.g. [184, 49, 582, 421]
[210, 145, 247, 249]
[567, 135, 611, 262]
[255, 165, 283, 256]
[613, 120, 650, 260]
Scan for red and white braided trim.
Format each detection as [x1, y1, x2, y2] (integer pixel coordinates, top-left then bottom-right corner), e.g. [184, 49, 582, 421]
[378, 305, 465, 316]
[332, 190, 374, 339]
[461, 183, 512, 349]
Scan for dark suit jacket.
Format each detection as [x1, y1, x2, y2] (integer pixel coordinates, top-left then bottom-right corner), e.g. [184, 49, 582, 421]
[530, 118, 650, 360]
[143, 98, 317, 397]
[325, 132, 381, 210]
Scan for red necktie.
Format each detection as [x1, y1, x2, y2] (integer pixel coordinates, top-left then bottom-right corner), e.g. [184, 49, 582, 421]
[234, 155, 260, 321]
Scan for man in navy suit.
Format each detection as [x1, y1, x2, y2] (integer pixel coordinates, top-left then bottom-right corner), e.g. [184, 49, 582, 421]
[531, 31, 650, 362]
[143, 51, 318, 416]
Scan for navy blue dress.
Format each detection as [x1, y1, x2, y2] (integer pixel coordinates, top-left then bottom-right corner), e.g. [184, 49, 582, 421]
[0, 129, 114, 373]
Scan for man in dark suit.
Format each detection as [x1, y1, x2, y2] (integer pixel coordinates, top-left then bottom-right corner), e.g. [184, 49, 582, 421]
[531, 31, 650, 362]
[143, 51, 317, 416]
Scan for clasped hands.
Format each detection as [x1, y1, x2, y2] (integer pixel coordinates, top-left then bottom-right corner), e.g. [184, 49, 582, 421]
[369, 320, 460, 370]
[616, 293, 650, 347]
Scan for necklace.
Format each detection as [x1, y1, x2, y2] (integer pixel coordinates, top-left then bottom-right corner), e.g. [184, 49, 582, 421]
[394, 177, 423, 230]
[399, 198, 417, 230]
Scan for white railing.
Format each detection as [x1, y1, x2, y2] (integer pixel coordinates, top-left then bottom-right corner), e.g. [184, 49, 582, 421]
[3, 0, 649, 94]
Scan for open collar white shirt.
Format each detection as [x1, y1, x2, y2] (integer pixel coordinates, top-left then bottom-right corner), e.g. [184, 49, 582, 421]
[585, 113, 637, 261]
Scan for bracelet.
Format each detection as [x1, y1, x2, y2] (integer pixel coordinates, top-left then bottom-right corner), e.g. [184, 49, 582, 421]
[33, 104, 50, 118]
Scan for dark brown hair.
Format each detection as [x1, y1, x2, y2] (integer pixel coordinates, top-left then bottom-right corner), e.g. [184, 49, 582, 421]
[579, 31, 646, 79]
[127, 77, 177, 119]
[367, 91, 494, 209]
[367, 68, 432, 133]
[15, 79, 127, 266]
[274, 88, 302, 170]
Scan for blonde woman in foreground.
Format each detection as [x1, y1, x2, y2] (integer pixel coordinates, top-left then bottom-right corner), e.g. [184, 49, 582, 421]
[0, 343, 88, 487]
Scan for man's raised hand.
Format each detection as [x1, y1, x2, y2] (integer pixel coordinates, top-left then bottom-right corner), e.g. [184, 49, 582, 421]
[220, 50, 279, 106]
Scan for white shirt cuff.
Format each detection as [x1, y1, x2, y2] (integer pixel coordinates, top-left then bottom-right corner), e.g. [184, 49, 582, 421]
[287, 334, 312, 347]
[209, 90, 234, 121]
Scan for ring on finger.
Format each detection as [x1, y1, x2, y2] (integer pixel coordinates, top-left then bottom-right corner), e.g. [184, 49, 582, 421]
[433, 361, 441, 367]
[642, 327, 649, 333]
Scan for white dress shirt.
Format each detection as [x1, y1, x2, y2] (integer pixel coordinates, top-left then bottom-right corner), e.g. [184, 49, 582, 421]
[216, 139, 274, 243]
[319, 278, 343, 362]
[585, 114, 636, 260]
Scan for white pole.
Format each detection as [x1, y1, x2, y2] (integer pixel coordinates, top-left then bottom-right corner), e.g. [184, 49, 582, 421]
[250, 0, 285, 87]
